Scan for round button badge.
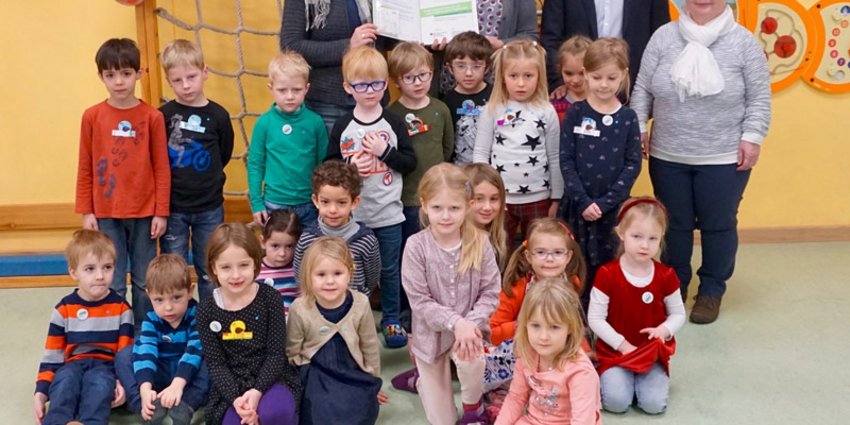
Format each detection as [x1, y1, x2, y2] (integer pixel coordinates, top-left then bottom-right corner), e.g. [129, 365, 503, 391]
[76, 308, 89, 321]
[602, 115, 614, 126]
[641, 291, 654, 304]
[210, 321, 222, 332]
[282, 124, 292, 135]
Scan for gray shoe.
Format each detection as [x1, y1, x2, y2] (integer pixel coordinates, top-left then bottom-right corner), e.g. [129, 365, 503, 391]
[144, 400, 168, 425]
[169, 402, 194, 425]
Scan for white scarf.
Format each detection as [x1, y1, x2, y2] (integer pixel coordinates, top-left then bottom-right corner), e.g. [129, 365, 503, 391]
[304, 0, 372, 30]
[670, 6, 737, 101]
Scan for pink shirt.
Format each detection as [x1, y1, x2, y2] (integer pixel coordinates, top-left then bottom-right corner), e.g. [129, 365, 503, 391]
[496, 352, 602, 425]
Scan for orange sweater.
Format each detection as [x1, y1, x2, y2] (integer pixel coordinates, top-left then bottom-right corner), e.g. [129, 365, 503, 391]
[75, 101, 170, 218]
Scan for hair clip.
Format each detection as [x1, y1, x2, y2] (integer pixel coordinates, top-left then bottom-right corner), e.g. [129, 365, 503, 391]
[464, 181, 473, 198]
[531, 41, 537, 47]
[521, 240, 528, 248]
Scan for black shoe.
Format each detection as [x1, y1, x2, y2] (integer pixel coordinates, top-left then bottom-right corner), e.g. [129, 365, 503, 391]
[168, 402, 194, 425]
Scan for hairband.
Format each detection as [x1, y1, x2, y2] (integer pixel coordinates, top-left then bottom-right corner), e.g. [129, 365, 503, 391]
[617, 198, 668, 224]
[558, 222, 576, 241]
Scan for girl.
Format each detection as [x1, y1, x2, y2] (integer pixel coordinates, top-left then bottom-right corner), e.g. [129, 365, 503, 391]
[402, 163, 501, 425]
[559, 38, 642, 304]
[462, 163, 508, 271]
[495, 278, 602, 425]
[286, 237, 386, 425]
[473, 40, 564, 246]
[588, 197, 685, 414]
[550, 35, 592, 123]
[256, 209, 301, 319]
[197, 223, 302, 425]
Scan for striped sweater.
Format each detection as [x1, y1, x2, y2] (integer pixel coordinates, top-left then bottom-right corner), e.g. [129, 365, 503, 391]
[133, 299, 202, 384]
[256, 262, 299, 319]
[293, 221, 381, 295]
[35, 290, 133, 394]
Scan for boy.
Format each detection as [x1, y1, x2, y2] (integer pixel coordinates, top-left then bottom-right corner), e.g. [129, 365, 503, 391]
[115, 254, 209, 425]
[159, 39, 234, 301]
[34, 230, 134, 425]
[326, 46, 417, 348]
[293, 161, 381, 296]
[441, 31, 494, 165]
[75, 38, 171, 327]
[248, 50, 328, 230]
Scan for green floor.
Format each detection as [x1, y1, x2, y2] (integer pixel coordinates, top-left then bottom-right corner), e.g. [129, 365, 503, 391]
[4, 242, 850, 424]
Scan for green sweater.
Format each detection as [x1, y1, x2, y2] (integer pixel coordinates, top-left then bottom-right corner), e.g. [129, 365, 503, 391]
[388, 97, 454, 206]
[247, 104, 328, 212]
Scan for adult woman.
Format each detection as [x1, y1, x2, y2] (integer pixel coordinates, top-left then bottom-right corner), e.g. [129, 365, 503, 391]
[630, 0, 771, 324]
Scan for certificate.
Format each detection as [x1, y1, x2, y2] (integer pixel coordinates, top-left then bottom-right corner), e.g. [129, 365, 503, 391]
[373, 0, 480, 43]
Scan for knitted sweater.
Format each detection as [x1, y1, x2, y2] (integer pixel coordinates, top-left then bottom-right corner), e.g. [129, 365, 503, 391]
[293, 220, 381, 295]
[133, 299, 202, 384]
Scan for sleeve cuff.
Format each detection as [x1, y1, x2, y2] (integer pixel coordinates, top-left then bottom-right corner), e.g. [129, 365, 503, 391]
[741, 132, 765, 145]
[639, 122, 648, 133]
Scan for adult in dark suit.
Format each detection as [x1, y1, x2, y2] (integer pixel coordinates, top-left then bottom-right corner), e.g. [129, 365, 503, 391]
[540, 0, 670, 94]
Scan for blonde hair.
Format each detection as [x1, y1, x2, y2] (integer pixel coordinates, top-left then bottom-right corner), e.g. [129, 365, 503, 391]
[161, 39, 204, 72]
[388, 42, 433, 80]
[557, 35, 592, 70]
[269, 49, 311, 82]
[342, 46, 388, 83]
[584, 38, 631, 101]
[146, 254, 192, 295]
[461, 163, 507, 271]
[206, 223, 264, 284]
[418, 163, 486, 273]
[503, 218, 586, 297]
[489, 40, 549, 111]
[298, 237, 354, 304]
[65, 229, 116, 270]
[615, 197, 669, 255]
[514, 277, 586, 369]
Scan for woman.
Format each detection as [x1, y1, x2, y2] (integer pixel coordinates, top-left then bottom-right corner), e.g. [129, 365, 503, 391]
[630, 0, 771, 324]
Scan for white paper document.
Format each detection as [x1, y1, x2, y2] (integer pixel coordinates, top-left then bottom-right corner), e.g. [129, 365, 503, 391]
[373, 0, 480, 43]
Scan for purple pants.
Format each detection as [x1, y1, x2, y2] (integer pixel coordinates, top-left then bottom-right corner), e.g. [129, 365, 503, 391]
[222, 384, 297, 425]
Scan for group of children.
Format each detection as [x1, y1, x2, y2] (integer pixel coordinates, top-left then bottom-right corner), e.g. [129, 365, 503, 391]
[34, 26, 687, 425]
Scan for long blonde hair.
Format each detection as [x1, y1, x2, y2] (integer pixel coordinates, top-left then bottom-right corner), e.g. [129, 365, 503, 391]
[489, 40, 550, 111]
[503, 218, 586, 297]
[299, 237, 354, 304]
[514, 277, 586, 369]
[461, 163, 507, 271]
[418, 163, 486, 273]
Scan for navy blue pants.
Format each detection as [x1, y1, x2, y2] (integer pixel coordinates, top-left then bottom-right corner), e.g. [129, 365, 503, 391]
[42, 359, 115, 425]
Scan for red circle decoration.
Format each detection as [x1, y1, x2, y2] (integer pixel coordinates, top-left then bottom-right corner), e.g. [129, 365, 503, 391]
[762, 16, 779, 34]
[774, 35, 798, 58]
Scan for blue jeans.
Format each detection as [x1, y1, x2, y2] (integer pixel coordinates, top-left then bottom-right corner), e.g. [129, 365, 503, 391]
[600, 363, 669, 414]
[114, 347, 210, 413]
[160, 206, 224, 301]
[98, 217, 156, 328]
[306, 100, 354, 138]
[649, 158, 751, 298]
[264, 200, 319, 231]
[43, 359, 115, 425]
[371, 223, 402, 323]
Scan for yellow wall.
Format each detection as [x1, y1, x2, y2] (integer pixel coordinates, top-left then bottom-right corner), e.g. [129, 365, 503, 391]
[1, 0, 848, 230]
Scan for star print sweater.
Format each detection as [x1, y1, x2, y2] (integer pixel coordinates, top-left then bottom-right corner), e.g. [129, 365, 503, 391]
[473, 100, 564, 205]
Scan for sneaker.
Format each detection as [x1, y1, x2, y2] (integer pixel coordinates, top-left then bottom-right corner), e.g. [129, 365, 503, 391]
[168, 402, 194, 425]
[690, 295, 722, 324]
[382, 320, 408, 348]
[391, 368, 419, 394]
[149, 400, 168, 425]
[459, 402, 490, 425]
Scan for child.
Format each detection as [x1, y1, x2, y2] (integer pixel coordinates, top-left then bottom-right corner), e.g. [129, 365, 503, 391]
[588, 197, 685, 414]
[248, 50, 328, 229]
[462, 163, 508, 271]
[473, 40, 564, 246]
[442, 31, 494, 164]
[326, 46, 417, 349]
[287, 237, 386, 424]
[33, 230, 134, 425]
[75, 38, 170, 327]
[559, 38, 642, 304]
[256, 209, 301, 319]
[159, 39, 235, 301]
[550, 35, 592, 123]
[293, 161, 381, 297]
[402, 163, 501, 425]
[495, 278, 602, 425]
[115, 254, 209, 425]
[197, 223, 302, 425]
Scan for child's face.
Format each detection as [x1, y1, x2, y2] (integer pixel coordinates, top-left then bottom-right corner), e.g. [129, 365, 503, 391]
[526, 310, 568, 364]
[471, 181, 501, 228]
[503, 60, 539, 103]
[261, 231, 296, 268]
[211, 244, 257, 297]
[310, 257, 351, 309]
[559, 54, 586, 98]
[525, 233, 572, 279]
[423, 189, 470, 241]
[449, 56, 487, 94]
[69, 253, 115, 302]
[586, 62, 627, 104]
[617, 215, 662, 265]
[99, 67, 142, 104]
[396, 66, 433, 101]
[312, 185, 359, 228]
[343, 77, 387, 109]
[166, 64, 208, 106]
[270, 74, 309, 113]
[148, 288, 192, 329]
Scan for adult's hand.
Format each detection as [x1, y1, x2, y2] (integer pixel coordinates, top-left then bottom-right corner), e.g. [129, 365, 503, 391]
[350, 23, 379, 49]
[549, 84, 567, 100]
[484, 36, 503, 50]
[737, 140, 760, 171]
[640, 132, 650, 159]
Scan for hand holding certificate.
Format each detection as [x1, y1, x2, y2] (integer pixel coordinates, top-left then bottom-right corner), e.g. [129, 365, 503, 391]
[373, 0, 480, 44]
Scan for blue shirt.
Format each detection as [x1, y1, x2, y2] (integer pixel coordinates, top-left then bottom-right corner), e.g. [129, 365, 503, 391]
[133, 299, 203, 384]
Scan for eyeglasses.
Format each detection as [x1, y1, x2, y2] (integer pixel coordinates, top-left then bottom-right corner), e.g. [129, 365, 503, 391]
[401, 71, 433, 85]
[350, 80, 387, 93]
[529, 249, 569, 260]
[451, 63, 486, 73]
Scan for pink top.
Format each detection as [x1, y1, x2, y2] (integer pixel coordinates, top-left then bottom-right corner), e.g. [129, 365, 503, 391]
[496, 351, 602, 425]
